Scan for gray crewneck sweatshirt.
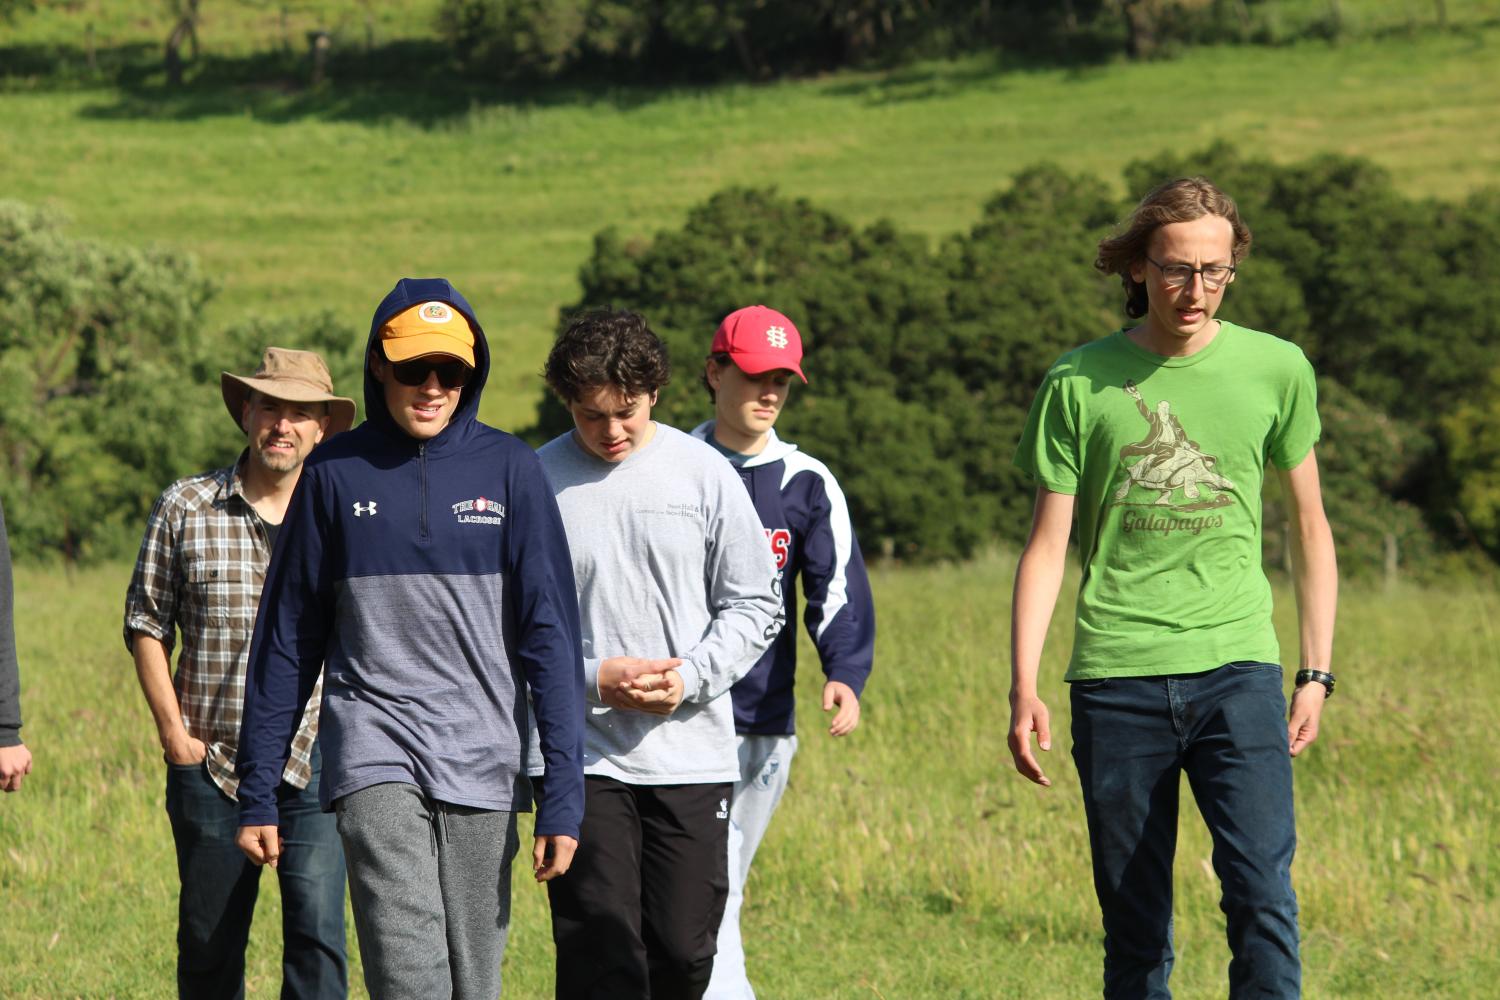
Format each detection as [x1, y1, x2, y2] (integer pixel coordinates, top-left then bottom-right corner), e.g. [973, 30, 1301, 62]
[535, 424, 782, 783]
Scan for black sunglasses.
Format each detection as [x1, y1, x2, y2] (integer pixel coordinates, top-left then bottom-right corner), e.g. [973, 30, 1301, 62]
[389, 358, 473, 389]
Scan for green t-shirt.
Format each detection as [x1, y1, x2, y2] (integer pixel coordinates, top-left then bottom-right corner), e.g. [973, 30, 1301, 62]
[1014, 321, 1320, 680]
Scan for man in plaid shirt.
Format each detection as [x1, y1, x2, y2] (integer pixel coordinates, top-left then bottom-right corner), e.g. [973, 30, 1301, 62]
[125, 347, 356, 999]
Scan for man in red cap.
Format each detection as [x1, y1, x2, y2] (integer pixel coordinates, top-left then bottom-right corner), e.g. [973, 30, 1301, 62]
[693, 306, 877, 1000]
[124, 346, 355, 999]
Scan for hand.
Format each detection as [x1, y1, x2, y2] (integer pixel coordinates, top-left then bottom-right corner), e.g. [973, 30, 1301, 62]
[236, 825, 283, 868]
[532, 834, 579, 882]
[598, 657, 684, 714]
[0, 743, 32, 792]
[1287, 682, 1327, 757]
[822, 681, 860, 736]
[616, 669, 685, 716]
[163, 731, 207, 766]
[1007, 693, 1052, 787]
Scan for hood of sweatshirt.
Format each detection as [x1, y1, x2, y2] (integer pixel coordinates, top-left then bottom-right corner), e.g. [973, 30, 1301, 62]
[689, 420, 798, 469]
[363, 278, 490, 454]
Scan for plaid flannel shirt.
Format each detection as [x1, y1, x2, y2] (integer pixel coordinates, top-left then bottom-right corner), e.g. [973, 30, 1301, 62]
[124, 456, 322, 799]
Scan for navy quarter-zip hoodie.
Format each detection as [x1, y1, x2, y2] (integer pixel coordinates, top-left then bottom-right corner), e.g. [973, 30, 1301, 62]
[237, 278, 586, 838]
[690, 423, 875, 735]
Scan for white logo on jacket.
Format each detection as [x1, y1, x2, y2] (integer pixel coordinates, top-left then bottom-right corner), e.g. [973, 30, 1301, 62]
[353, 501, 378, 517]
[452, 496, 506, 525]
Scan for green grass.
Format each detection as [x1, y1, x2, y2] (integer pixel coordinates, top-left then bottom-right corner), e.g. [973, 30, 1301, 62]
[1, 26, 1498, 429]
[3, 554, 1497, 997]
[2, 6, 1498, 996]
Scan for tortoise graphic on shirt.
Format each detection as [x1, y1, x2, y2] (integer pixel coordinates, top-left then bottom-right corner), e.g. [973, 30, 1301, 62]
[1110, 380, 1234, 512]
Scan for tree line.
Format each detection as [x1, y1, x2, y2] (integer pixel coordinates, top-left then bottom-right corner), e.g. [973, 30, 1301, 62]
[0, 2, 1472, 90]
[3, 145, 1497, 574]
[436, 0, 1464, 81]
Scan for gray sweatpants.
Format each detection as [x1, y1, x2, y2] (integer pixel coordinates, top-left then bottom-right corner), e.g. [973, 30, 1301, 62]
[704, 734, 798, 1000]
[335, 782, 520, 1000]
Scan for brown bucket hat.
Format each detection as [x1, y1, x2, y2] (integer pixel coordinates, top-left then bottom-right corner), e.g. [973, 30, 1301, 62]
[221, 347, 357, 437]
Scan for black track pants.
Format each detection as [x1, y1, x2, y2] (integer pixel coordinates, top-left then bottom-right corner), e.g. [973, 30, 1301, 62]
[545, 775, 732, 1000]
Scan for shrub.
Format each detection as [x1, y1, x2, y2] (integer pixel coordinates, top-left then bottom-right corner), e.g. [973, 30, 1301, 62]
[0, 201, 362, 563]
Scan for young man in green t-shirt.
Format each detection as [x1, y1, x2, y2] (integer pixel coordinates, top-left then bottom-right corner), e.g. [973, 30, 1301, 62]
[1008, 177, 1338, 998]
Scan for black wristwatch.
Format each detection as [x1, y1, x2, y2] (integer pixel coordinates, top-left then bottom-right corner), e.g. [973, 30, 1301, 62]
[1294, 669, 1336, 698]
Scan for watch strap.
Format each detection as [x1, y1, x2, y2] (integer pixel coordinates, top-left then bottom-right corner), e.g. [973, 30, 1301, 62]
[1294, 668, 1335, 697]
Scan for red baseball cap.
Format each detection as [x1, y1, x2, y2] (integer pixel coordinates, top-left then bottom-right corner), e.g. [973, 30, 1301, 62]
[711, 305, 807, 383]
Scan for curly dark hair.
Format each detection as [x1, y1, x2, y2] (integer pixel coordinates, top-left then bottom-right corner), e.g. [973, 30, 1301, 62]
[1095, 176, 1253, 319]
[544, 309, 672, 403]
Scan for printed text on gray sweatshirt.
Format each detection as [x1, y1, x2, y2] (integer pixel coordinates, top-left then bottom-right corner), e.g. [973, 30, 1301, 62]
[535, 424, 782, 783]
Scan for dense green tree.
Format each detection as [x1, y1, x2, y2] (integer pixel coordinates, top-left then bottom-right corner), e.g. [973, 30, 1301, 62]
[0, 201, 361, 563]
[1443, 366, 1500, 556]
[430, 0, 1429, 84]
[0, 0, 35, 22]
[1262, 377, 1437, 576]
[535, 150, 1496, 572]
[536, 172, 1126, 560]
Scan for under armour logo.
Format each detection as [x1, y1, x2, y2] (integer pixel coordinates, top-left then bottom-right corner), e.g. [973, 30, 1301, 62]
[716, 798, 729, 820]
[765, 325, 788, 349]
[353, 501, 378, 517]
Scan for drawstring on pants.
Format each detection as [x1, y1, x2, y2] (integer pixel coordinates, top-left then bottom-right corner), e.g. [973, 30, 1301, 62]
[422, 796, 451, 855]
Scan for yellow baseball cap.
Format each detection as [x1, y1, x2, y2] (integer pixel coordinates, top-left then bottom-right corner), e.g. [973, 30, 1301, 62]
[380, 302, 476, 367]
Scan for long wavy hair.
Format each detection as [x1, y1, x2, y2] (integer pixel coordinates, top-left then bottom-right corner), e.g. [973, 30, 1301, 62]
[1095, 177, 1253, 318]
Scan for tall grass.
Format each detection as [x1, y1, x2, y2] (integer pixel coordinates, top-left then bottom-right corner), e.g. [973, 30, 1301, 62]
[3, 554, 1496, 997]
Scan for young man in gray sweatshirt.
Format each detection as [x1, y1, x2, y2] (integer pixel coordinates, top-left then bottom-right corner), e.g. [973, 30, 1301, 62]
[535, 309, 783, 1000]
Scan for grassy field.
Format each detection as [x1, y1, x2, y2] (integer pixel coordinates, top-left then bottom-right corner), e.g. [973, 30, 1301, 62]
[2, 554, 1497, 997]
[2, 9, 1499, 996]
[0, 24, 1497, 429]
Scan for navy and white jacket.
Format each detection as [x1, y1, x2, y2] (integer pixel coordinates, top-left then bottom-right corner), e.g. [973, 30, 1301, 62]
[691, 422, 875, 736]
[237, 278, 586, 838]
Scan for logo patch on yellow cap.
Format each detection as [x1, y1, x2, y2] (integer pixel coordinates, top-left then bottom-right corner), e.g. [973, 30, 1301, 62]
[380, 301, 477, 366]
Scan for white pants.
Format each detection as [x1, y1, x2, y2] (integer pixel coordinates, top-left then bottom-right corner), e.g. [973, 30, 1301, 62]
[704, 733, 798, 1000]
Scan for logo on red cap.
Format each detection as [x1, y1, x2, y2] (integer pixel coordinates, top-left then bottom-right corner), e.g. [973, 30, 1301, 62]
[712, 305, 808, 383]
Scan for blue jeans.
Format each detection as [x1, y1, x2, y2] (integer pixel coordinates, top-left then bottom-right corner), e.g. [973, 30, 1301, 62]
[1070, 662, 1300, 1000]
[165, 744, 348, 1000]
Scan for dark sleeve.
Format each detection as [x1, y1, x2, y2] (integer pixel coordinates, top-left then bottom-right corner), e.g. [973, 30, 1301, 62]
[237, 468, 335, 826]
[0, 500, 21, 748]
[796, 472, 876, 697]
[505, 449, 586, 839]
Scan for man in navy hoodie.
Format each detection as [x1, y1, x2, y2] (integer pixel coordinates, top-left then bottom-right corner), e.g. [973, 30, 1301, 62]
[236, 279, 587, 1000]
[693, 305, 876, 1000]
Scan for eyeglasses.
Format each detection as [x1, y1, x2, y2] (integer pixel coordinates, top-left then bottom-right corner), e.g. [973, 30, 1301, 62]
[1146, 257, 1236, 291]
[389, 358, 473, 389]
